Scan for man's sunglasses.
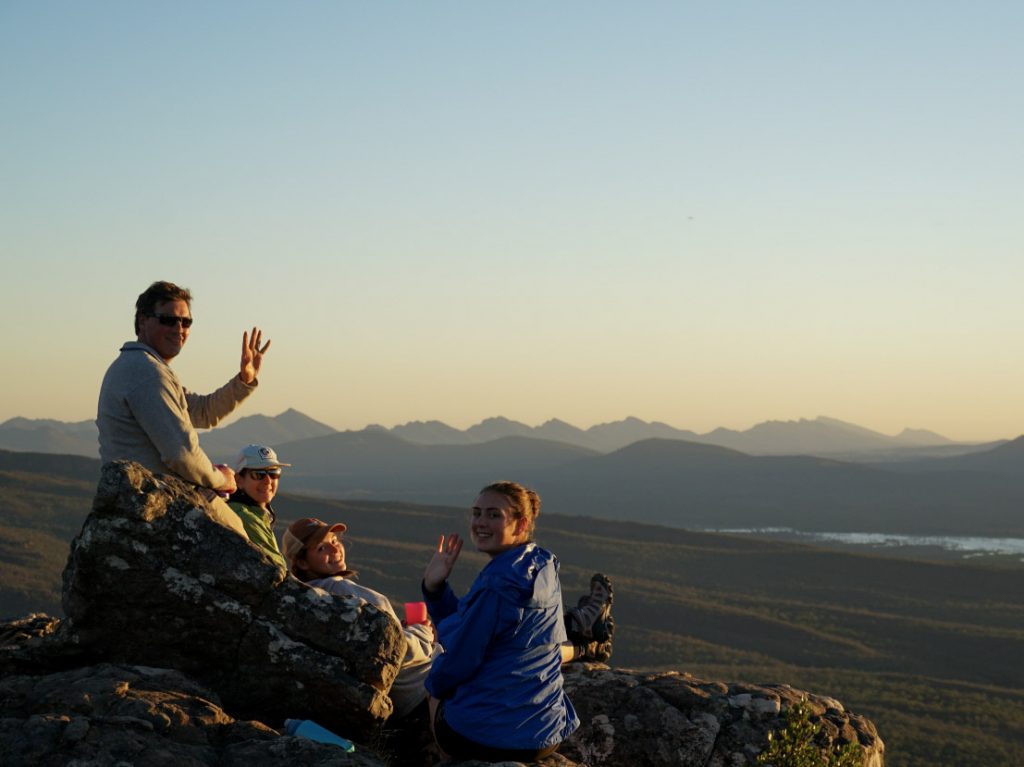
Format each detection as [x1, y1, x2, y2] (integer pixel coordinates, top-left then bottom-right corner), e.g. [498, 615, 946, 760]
[247, 469, 281, 480]
[150, 313, 194, 328]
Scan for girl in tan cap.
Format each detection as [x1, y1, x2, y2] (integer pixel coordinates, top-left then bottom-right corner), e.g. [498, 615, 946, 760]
[282, 517, 437, 720]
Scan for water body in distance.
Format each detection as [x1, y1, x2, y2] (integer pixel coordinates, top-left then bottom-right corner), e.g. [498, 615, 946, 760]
[705, 527, 1024, 564]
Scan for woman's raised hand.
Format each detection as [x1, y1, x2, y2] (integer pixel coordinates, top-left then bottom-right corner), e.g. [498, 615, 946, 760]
[424, 533, 463, 593]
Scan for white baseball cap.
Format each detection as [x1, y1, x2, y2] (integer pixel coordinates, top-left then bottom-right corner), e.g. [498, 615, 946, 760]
[234, 444, 292, 473]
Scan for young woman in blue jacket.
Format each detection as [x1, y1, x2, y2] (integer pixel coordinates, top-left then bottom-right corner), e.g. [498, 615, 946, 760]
[421, 481, 586, 762]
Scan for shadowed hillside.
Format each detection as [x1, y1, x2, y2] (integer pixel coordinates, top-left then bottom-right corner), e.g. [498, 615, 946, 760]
[530, 438, 1024, 535]
[0, 418, 99, 457]
[278, 430, 599, 499]
[0, 450, 100, 615]
[271, 435, 1024, 537]
[875, 434, 1024, 478]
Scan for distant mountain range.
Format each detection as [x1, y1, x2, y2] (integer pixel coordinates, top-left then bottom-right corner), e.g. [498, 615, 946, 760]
[198, 408, 337, 458]
[4, 411, 1021, 537]
[384, 414, 968, 456]
[0, 410, 1003, 462]
[0, 417, 99, 458]
[0, 409, 337, 463]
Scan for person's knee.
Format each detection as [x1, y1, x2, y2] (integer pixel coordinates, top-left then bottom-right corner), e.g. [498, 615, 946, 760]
[207, 496, 250, 540]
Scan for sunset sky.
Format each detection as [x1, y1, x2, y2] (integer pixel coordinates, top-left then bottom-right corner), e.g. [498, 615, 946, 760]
[3, 2, 1022, 442]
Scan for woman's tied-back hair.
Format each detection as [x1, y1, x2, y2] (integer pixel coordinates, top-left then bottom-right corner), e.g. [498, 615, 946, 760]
[480, 480, 541, 540]
[134, 281, 193, 334]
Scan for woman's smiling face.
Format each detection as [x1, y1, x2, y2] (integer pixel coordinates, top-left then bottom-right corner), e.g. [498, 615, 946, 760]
[469, 490, 527, 557]
[301, 531, 347, 577]
[237, 468, 280, 508]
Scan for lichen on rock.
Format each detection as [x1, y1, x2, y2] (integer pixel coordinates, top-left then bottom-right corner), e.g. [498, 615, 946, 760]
[58, 460, 404, 732]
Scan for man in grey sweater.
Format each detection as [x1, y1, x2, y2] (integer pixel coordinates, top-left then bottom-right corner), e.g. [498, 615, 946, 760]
[97, 281, 271, 538]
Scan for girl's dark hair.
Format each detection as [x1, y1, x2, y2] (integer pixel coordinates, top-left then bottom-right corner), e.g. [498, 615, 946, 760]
[479, 480, 541, 540]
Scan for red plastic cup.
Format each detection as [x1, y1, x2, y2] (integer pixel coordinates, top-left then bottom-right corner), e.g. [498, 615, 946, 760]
[404, 601, 428, 625]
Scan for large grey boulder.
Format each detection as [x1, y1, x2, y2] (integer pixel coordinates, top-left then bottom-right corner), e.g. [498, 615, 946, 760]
[0, 662, 387, 767]
[59, 461, 405, 735]
[561, 664, 884, 767]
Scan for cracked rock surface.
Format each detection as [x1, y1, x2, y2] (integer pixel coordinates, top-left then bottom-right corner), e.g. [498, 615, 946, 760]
[58, 461, 404, 734]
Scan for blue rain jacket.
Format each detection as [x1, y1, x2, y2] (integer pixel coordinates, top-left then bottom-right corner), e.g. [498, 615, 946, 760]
[423, 543, 580, 750]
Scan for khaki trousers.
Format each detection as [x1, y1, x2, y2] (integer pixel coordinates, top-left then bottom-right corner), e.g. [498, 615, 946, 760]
[199, 491, 250, 540]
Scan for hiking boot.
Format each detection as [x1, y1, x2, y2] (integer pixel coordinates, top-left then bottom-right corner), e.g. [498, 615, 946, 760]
[586, 637, 613, 663]
[573, 617, 614, 663]
[566, 573, 613, 643]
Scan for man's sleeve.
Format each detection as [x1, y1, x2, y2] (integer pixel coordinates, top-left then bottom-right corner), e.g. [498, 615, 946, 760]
[184, 375, 256, 430]
[124, 375, 224, 488]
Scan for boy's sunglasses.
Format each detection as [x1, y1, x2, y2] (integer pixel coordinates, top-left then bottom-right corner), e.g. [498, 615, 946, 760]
[247, 469, 281, 480]
[150, 313, 194, 328]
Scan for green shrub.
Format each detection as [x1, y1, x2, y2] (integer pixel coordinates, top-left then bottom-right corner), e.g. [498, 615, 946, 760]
[757, 700, 863, 767]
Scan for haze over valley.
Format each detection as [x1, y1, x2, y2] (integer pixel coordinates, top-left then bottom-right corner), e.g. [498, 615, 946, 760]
[3, 410, 1022, 545]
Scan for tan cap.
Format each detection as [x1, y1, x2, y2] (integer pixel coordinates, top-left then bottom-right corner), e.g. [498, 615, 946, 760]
[281, 517, 347, 571]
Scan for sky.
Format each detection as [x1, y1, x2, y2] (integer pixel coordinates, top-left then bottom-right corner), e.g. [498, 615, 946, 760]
[2, 2, 1022, 442]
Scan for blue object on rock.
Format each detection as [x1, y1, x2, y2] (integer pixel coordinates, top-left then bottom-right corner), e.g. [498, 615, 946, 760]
[283, 718, 356, 752]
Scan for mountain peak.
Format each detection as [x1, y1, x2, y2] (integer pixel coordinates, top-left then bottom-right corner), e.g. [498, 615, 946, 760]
[894, 427, 952, 445]
[466, 417, 533, 439]
[475, 416, 527, 427]
[539, 418, 575, 428]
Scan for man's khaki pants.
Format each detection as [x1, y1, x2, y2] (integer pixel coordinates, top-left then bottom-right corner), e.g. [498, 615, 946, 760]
[200, 491, 250, 540]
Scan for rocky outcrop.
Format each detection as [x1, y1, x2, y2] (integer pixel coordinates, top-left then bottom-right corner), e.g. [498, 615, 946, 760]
[0, 461, 885, 766]
[561, 665, 883, 767]
[0, 662, 388, 766]
[0, 648, 884, 767]
[58, 461, 405, 734]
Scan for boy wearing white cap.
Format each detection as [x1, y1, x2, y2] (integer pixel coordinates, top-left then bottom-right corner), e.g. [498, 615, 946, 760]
[227, 443, 291, 570]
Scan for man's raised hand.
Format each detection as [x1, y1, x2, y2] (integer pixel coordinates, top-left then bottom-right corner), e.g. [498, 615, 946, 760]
[240, 327, 271, 384]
